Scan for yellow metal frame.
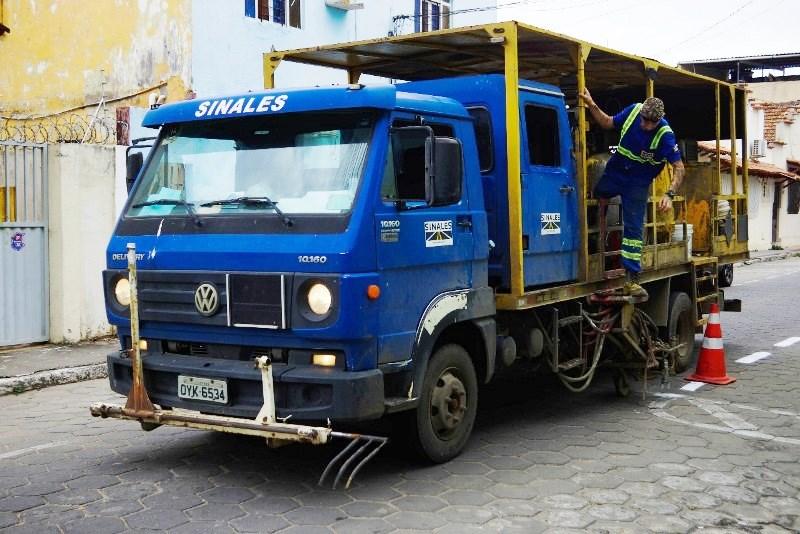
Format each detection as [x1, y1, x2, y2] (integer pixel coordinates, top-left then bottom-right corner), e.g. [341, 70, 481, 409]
[500, 24, 524, 297]
[265, 21, 748, 310]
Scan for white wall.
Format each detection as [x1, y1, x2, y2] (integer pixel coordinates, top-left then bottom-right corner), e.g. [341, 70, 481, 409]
[48, 145, 126, 343]
[745, 173, 800, 251]
[190, 0, 498, 95]
[746, 175, 777, 250]
[777, 181, 800, 247]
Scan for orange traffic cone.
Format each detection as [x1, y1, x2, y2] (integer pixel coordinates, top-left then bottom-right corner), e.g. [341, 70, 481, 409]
[686, 303, 736, 385]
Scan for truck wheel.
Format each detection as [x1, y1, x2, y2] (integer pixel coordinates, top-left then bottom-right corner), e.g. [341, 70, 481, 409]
[411, 344, 478, 463]
[667, 292, 695, 372]
[613, 369, 631, 398]
[718, 264, 734, 288]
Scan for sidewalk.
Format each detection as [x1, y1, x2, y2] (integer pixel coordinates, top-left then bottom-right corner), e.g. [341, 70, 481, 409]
[735, 246, 800, 266]
[0, 337, 116, 396]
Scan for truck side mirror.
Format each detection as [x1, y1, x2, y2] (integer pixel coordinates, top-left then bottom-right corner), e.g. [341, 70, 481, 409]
[426, 136, 462, 207]
[126, 152, 144, 193]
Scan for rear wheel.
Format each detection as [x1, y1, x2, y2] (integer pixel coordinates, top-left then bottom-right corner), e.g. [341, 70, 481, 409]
[666, 292, 695, 372]
[410, 344, 478, 463]
[718, 264, 734, 288]
[613, 369, 631, 398]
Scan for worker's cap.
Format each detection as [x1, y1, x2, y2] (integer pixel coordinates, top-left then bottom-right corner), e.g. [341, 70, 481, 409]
[641, 97, 665, 122]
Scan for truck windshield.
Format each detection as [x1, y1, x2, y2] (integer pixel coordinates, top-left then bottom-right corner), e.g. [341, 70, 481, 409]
[126, 111, 375, 218]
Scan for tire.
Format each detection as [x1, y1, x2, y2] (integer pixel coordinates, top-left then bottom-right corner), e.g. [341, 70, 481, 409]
[718, 264, 734, 288]
[613, 369, 631, 398]
[666, 292, 695, 372]
[410, 344, 478, 463]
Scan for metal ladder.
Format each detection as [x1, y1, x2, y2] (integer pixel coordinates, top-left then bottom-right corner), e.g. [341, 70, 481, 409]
[597, 198, 626, 280]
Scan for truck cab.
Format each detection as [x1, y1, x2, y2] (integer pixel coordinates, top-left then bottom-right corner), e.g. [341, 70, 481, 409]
[104, 83, 504, 454]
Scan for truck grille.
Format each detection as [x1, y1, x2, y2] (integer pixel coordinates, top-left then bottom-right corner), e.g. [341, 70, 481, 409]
[138, 271, 229, 326]
[132, 271, 289, 329]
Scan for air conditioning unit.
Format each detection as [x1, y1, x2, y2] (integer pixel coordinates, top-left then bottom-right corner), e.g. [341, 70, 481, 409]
[325, 0, 364, 10]
[751, 139, 766, 158]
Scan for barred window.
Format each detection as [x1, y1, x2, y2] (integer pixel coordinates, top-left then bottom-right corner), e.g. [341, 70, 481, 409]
[788, 181, 800, 215]
[245, 0, 301, 29]
[417, 0, 450, 32]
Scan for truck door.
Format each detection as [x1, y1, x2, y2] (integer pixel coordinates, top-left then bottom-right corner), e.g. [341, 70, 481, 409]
[519, 89, 579, 286]
[373, 118, 475, 365]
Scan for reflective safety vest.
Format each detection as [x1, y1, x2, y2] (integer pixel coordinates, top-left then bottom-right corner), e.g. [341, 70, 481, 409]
[616, 103, 673, 166]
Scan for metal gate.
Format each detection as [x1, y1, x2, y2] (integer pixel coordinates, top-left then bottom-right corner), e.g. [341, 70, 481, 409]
[1, 142, 48, 346]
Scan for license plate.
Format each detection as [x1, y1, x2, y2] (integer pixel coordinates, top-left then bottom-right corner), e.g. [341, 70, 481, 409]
[178, 375, 228, 404]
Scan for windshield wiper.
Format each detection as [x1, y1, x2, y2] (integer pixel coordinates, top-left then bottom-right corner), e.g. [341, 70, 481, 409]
[200, 196, 294, 227]
[131, 198, 203, 227]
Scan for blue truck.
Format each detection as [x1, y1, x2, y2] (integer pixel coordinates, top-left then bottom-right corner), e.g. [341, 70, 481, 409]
[92, 23, 748, 481]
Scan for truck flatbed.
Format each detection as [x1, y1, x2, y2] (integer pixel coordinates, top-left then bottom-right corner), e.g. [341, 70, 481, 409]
[270, 21, 749, 311]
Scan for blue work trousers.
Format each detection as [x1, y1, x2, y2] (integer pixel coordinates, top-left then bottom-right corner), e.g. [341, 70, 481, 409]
[594, 173, 649, 274]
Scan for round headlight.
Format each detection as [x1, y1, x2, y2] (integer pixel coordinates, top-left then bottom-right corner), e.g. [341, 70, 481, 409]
[307, 283, 332, 316]
[114, 277, 131, 307]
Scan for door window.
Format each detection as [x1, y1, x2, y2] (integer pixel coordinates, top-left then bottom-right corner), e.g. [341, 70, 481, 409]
[467, 107, 493, 173]
[381, 120, 456, 203]
[524, 105, 561, 167]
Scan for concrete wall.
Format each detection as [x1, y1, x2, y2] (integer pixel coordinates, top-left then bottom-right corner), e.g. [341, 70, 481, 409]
[748, 80, 800, 103]
[48, 144, 125, 343]
[1, 0, 192, 114]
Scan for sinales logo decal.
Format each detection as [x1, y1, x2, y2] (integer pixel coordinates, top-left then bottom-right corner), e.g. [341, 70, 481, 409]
[540, 212, 561, 235]
[425, 220, 453, 248]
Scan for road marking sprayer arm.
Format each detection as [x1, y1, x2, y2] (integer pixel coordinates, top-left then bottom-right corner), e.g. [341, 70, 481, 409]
[90, 244, 387, 490]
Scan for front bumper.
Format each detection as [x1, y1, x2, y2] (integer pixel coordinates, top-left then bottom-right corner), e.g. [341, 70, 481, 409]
[107, 351, 385, 422]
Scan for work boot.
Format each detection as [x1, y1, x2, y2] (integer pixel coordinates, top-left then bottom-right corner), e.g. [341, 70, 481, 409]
[624, 271, 649, 299]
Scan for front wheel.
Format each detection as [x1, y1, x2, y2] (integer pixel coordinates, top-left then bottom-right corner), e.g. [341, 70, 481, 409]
[410, 344, 478, 463]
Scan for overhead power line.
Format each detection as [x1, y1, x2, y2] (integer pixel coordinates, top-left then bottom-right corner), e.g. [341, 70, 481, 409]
[657, 0, 756, 54]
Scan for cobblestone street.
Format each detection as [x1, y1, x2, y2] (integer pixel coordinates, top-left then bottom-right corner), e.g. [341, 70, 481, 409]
[1, 258, 799, 533]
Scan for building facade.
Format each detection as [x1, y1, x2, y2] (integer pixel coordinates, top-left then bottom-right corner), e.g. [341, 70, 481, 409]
[680, 54, 800, 250]
[0, 0, 499, 345]
[1, 0, 499, 144]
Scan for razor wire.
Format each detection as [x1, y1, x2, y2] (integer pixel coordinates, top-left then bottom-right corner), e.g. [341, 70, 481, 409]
[0, 113, 124, 145]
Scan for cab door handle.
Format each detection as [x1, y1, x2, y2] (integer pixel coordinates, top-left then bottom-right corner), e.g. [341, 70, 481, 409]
[456, 216, 473, 230]
[560, 185, 575, 194]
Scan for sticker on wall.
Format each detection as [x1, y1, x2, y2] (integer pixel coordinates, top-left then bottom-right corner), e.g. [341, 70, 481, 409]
[380, 219, 400, 243]
[425, 220, 453, 247]
[540, 213, 561, 235]
[10, 232, 25, 251]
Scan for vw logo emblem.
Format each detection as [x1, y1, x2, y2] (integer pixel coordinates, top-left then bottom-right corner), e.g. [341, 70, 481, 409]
[194, 283, 219, 316]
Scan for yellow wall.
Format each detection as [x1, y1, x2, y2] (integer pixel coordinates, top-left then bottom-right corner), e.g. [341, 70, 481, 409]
[0, 0, 192, 116]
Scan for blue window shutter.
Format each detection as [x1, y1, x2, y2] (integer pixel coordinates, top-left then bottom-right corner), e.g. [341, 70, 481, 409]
[432, 3, 440, 30]
[274, 0, 286, 24]
[244, 0, 256, 17]
[414, 0, 420, 32]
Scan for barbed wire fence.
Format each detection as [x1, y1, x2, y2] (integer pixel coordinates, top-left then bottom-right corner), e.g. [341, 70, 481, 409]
[0, 113, 124, 145]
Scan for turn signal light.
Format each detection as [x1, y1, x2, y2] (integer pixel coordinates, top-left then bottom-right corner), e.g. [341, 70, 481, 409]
[367, 284, 381, 300]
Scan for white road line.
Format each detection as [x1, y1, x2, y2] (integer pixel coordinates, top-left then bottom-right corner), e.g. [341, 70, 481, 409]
[688, 398, 758, 430]
[774, 337, 800, 348]
[649, 397, 800, 446]
[0, 440, 70, 460]
[681, 381, 705, 392]
[736, 351, 771, 364]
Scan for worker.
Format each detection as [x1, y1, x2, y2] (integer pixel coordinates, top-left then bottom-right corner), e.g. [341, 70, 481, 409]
[579, 89, 685, 298]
